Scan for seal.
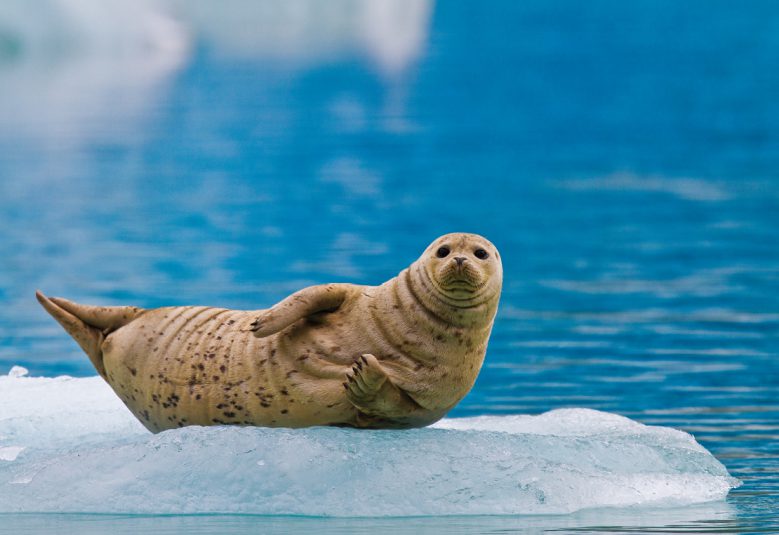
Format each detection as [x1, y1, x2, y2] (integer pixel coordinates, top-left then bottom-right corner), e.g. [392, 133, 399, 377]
[36, 232, 502, 432]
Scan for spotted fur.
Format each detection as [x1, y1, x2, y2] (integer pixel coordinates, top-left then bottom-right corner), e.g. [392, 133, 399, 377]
[37, 233, 502, 432]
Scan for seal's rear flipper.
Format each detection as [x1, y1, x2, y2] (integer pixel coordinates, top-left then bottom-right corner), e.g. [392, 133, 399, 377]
[47, 296, 143, 332]
[36, 291, 108, 379]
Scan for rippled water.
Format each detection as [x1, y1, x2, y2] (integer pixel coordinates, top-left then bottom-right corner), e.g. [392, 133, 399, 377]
[1, 0, 778, 532]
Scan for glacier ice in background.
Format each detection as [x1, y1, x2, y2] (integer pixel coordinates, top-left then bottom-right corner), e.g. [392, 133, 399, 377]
[0, 368, 738, 516]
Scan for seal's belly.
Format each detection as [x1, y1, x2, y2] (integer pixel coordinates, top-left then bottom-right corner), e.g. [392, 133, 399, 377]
[101, 306, 354, 432]
[98, 298, 485, 433]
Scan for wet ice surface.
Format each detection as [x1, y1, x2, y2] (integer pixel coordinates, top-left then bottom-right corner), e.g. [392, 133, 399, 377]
[0, 369, 737, 516]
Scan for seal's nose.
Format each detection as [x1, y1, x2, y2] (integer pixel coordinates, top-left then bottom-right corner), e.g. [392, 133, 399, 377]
[454, 256, 466, 266]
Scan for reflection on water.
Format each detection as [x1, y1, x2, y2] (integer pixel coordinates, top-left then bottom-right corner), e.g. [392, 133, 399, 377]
[1, 0, 778, 533]
[174, 0, 433, 75]
[0, 0, 188, 151]
[0, 503, 743, 535]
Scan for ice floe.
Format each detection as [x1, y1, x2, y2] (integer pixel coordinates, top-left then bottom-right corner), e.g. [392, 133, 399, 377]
[0, 369, 738, 515]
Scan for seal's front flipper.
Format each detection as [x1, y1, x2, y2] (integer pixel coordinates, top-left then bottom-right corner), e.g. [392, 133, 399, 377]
[344, 354, 440, 428]
[343, 354, 389, 401]
[251, 283, 350, 338]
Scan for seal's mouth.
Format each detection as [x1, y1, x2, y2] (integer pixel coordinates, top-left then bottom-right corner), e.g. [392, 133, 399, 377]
[437, 263, 484, 293]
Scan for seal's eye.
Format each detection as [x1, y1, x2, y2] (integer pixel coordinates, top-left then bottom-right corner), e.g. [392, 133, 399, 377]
[436, 246, 450, 258]
[474, 248, 489, 260]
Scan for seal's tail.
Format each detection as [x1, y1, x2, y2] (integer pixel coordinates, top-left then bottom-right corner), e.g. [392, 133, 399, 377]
[35, 291, 144, 379]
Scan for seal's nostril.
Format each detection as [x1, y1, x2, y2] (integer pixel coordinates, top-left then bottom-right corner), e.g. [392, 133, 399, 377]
[454, 256, 466, 266]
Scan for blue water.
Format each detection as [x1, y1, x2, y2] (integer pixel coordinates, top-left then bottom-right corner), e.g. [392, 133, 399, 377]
[1, 0, 777, 532]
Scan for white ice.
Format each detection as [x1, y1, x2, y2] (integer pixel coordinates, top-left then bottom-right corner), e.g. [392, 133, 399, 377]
[0, 367, 738, 516]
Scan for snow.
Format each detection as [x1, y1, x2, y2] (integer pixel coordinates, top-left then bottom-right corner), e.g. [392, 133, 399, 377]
[0, 368, 738, 516]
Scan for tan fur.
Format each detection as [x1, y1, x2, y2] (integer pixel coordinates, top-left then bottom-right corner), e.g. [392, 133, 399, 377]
[37, 233, 502, 432]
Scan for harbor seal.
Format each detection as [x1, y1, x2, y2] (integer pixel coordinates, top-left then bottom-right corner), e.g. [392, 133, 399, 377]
[36, 232, 502, 432]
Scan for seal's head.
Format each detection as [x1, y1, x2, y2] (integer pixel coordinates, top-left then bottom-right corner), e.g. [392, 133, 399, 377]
[418, 233, 503, 308]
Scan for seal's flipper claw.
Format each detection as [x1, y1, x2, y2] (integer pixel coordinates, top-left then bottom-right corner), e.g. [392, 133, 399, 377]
[344, 353, 388, 404]
[251, 316, 275, 338]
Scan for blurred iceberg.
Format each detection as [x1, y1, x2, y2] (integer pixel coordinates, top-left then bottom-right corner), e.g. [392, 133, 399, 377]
[0, 0, 432, 170]
[0, 369, 738, 516]
[171, 0, 434, 75]
[0, 0, 188, 147]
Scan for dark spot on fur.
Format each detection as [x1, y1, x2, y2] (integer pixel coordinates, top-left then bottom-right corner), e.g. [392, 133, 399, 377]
[213, 375, 220, 381]
[223, 411, 236, 418]
[129, 367, 137, 376]
[220, 365, 226, 373]
[195, 394, 202, 400]
[280, 409, 288, 414]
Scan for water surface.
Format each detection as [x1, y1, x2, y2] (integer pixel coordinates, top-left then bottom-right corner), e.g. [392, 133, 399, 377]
[0, 0, 777, 532]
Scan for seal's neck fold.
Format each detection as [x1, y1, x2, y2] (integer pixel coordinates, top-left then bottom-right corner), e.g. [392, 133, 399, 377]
[402, 263, 500, 329]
